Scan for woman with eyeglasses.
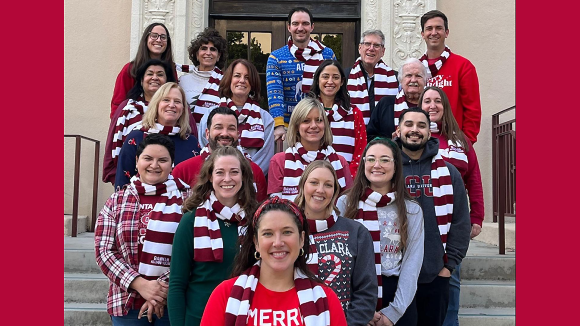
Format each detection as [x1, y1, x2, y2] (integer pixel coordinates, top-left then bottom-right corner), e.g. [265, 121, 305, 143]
[180, 28, 228, 126]
[267, 97, 353, 201]
[198, 59, 275, 175]
[114, 83, 200, 190]
[309, 60, 367, 178]
[337, 138, 424, 326]
[294, 160, 377, 326]
[110, 23, 177, 119]
[419, 86, 484, 326]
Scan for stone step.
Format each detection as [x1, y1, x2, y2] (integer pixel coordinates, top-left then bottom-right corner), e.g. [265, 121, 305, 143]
[461, 240, 515, 281]
[477, 221, 515, 249]
[65, 273, 108, 304]
[458, 307, 515, 326]
[65, 214, 88, 236]
[65, 233, 101, 273]
[64, 303, 109, 326]
[460, 280, 515, 308]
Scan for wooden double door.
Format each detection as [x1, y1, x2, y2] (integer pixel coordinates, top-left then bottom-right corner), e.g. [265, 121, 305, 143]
[214, 19, 357, 108]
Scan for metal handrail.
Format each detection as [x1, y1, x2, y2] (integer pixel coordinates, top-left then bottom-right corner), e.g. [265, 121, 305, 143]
[64, 135, 100, 237]
[491, 106, 516, 254]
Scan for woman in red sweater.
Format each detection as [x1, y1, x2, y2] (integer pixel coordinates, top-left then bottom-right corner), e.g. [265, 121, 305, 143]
[200, 196, 347, 326]
[110, 23, 176, 118]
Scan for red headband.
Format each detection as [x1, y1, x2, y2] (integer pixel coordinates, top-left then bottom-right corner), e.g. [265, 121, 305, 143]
[253, 196, 304, 224]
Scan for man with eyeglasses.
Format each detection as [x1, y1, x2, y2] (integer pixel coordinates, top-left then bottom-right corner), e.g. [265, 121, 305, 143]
[266, 7, 336, 143]
[420, 10, 481, 144]
[395, 107, 470, 326]
[348, 29, 399, 127]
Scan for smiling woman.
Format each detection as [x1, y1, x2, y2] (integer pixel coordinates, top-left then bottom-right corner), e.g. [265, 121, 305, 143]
[167, 146, 259, 326]
[114, 83, 201, 189]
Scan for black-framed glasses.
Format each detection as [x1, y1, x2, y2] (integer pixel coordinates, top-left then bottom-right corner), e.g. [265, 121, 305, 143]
[361, 42, 383, 50]
[363, 156, 394, 165]
[149, 32, 168, 42]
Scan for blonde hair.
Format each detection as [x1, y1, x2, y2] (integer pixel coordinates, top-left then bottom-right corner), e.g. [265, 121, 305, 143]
[294, 160, 340, 216]
[286, 97, 333, 148]
[142, 82, 191, 139]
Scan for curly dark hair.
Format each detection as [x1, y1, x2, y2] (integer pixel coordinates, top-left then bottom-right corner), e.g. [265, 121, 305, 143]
[188, 27, 228, 69]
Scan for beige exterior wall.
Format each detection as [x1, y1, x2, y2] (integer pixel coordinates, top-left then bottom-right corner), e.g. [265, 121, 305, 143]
[64, 0, 515, 227]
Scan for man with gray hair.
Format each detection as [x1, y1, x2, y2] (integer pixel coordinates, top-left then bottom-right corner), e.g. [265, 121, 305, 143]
[367, 58, 429, 141]
[348, 29, 399, 126]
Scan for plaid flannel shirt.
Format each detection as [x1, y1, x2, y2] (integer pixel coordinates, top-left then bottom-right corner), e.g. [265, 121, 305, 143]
[94, 184, 190, 316]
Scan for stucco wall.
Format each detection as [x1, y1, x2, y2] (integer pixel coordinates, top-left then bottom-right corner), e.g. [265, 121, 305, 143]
[439, 0, 515, 223]
[64, 0, 515, 228]
[64, 0, 132, 226]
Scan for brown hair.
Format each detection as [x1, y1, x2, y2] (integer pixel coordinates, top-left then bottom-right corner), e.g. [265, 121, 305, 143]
[182, 146, 258, 215]
[343, 138, 414, 250]
[130, 23, 174, 78]
[141, 83, 191, 139]
[421, 10, 448, 31]
[218, 59, 262, 102]
[419, 86, 469, 151]
[294, 160, 340, 216]
[187, 27, 228, 69]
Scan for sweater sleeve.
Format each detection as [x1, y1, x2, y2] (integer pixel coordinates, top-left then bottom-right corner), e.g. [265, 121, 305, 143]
[444, 163, 471, 270]
[94, 192, 140, 292]
[458, 61, 482, 144]
[350, 107, 367, 178]
[198, 111, 210, 148]
[251, 110, 276, 175]
[111, 63, 135, 119]
[114, 130, 141, 190]
[380, 202, 425, 324]
[464, 140, 484, 226]
[199, 278, 234, 326]
[324, 285, 348, 326]
[367, 96, 395, 141]
[266, 53, 286, 127]
[168, 211, 197, 326]
[252, 162, 268, 202]
[267, 152, 285, 196]
[346, 222, 378, 326]
[339, 155, 354, 192]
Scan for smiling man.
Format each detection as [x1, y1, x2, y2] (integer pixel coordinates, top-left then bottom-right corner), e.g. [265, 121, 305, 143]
[366, 58, 428, 141]
[395, 107, 470, 326]
[348, 29, 399, 126]
[419, 10, 481, 144]
[266, 7, 336, 142]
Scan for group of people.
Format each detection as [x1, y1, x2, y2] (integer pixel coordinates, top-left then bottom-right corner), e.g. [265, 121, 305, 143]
[95, 6, 484, 326]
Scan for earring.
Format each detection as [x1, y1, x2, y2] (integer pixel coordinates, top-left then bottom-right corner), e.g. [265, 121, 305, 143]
[254, 251, 261, 260]
[300, 248, 305, 256]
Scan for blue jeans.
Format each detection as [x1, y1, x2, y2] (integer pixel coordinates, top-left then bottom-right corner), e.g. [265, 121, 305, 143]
[442, 263, 461, 326]
[111, 308, 170, 326]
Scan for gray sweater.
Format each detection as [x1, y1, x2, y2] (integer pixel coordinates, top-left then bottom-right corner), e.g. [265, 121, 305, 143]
[398, 137, 471, 284]
[337, 197, 425, 324]
[310, 216, 377, 326]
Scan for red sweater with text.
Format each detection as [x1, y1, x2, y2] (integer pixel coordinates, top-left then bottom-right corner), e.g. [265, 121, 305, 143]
[427, 53, 481, 143]
[200, 277, 347, 326]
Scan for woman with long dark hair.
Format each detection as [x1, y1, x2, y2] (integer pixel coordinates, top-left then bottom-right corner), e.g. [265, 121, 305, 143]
[168, 146, 259, 326]
[200, 196, 347, 326]
[338, 138, 424, 326]
[309, 59, 367, 177]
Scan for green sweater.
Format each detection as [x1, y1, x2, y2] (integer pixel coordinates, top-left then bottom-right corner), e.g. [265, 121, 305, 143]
[167, 210, 240, 326]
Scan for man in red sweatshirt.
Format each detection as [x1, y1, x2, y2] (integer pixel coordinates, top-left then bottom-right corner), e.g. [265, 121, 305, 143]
[420, 10, 482, 144]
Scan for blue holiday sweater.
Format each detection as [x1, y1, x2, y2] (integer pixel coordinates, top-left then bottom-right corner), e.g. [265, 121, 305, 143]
[266, 45, 335, 127]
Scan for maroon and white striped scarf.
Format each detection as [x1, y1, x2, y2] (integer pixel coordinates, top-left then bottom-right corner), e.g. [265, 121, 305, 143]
[111, 99, 148, 161]
[220, 97, 265, 148]
[306, 212, 339, 276]
[289, 37, 326, 95]
[224, 261, 331, 326]
[347, 58, 399, 124]
[393, 88, 410, 127]
[191, 66, 224, 124]
[192, 191, 247, 262]
[431, 123, 469, 176]
[419, 46, 451, 78]
[354, 188, 396, 309]
[137, 123, 180, 136]
[280, 143, 347, 200]
[132, 174, 189, 279]
[430, 150, 454, 262]
[324, 102, 355, 162]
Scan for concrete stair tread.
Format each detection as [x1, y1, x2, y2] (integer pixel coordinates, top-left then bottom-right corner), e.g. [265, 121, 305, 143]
[459, 307, 515, 316]
[461, 280, 514, 286]
[465, 239, 515, 257]
[64, 302, 106, 310]
[65, 232, 95, 250]
[65, 272, 107, 279]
